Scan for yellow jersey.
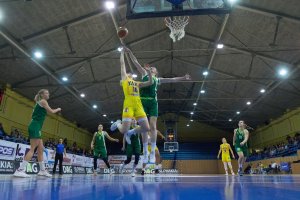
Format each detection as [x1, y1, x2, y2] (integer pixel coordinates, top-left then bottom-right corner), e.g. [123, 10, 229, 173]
[122, 77, 140, 98]
[221, 143, 230, 155]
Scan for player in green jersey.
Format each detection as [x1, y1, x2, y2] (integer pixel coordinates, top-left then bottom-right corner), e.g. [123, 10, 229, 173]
[233, 120, 250, 176]
[120, 119, 141, 177]
[91, 124, 119, 175]
[14, 89, 61, 178]
[125, 47, 190, 164]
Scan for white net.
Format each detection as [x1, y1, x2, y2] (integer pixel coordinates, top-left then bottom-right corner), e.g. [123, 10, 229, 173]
[165, 16, 189, 42]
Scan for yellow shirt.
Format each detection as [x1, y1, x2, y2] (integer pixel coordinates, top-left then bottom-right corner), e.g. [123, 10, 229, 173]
[122, 77, 140, 98]
[221, 143, 230, 155]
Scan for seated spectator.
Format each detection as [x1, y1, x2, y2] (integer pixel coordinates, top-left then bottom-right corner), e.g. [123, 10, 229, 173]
[244, 163, 252, 174]
[63, 138, 68, 146]
[0, 122, 7, 139]
[270, 161, 279, 174]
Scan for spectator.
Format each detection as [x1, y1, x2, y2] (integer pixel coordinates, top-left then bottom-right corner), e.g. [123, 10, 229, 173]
[270, 161, 279, 174]
[244, 163, 252, 174]
[63, 138, 68, 146]
[0, 122, 7, 139]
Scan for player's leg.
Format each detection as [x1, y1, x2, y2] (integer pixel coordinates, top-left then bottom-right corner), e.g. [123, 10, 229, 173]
[237, 151, 245, 176]
[93, 152, 99, 175]
[155, 148, 161, 174]
[223, 161, 229, 175]
[148, 100, 159, 163]
[14, 139, 39, 177]
[149, 116, 158, 163]
[131, 141, 141, 177]
[37, 139, 51, 177]
[110, 106, 133, 134]
[228, 162, 235, 175]
[120, 145, 133, 174]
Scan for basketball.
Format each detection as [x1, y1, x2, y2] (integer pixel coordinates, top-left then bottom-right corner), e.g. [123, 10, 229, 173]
[117, 27, 128, 39]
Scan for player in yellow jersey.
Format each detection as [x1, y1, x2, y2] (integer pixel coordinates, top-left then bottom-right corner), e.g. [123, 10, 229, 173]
[217, 138, 235, 175]
[110, 49, 153, 144]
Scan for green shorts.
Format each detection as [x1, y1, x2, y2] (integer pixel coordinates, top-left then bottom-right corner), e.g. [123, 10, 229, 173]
[94, 148, 107, 158]
[28, 120, 43, 139]
[141, 98, 158, 117]
[126, 142, 141, 157]
[235, 146, 248, 157]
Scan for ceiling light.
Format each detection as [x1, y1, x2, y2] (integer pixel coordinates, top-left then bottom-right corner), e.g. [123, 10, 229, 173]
[93, 105, 97, 109]
[62, 76, 68, 82]
[202, 71, 209, 76]
[132, 74, 137, 78]
[217, 44, 224, 49]
[105, 1, 115, 10]
[186, 124, 190, 127]
[190, 119, 193, 122]
[34, 51, 43, 59]
[278, 68, 288, 77]
[190, 112, 194, 115]
[229, 119, 232, 122]
[193, 103, 197, 106]
[246, 101, 251, 105]
[117, 47, 123, 52]
[80, 93, 85, 98]
[103, 114, 107, 117]
[200, 90, 205, 94]
[260, 89, 266, 93]
[236, 111, 240, 115]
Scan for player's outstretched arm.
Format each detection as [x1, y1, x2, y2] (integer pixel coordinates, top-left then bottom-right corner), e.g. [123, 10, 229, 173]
[124, 47, 147, 76]
[160, 74, 191, 84]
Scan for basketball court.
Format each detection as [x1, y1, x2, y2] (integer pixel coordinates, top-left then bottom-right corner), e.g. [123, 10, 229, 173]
[1, 174, 300, 200]
[0, 0, 300, 199]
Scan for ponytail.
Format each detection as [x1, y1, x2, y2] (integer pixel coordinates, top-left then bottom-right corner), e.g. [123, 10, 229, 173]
[34, 89, 48, 102]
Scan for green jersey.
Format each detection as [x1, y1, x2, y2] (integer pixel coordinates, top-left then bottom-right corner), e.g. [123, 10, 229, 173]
[140, 75, 160, 99]
[94, 131, 107, 150]
[28, 102, 47, 139]
[235, 129, 247, 147]
[32, 103, 47, 123]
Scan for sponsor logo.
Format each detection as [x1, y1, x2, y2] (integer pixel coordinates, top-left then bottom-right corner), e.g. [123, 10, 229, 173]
[104, 168, 115, 174]
[85, 167, 93, 174]
[25, 163, 39, 173]
[159, 169, 179, 174]
[0, 145, 14, 156]
[73, 166, 85, 174]
[0, 160, 14, 173]
[63, 166, 73, 174]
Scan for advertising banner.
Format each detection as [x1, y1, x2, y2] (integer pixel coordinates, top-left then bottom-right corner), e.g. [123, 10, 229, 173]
[0, 140, 17, 161]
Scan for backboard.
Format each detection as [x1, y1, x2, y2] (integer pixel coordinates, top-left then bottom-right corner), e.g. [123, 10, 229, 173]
[126, 0, 232, 19]
[164, 142, 179, 152]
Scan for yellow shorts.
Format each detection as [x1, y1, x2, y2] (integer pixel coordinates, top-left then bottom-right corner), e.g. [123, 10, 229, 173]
[122, 98, 146, 120]
[222, 154, 231, 162]
[148, 145, 159, 152]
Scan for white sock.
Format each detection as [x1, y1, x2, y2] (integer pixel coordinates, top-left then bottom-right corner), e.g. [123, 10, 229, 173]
[19, 160, 28, 171]
[239, 164, 242, 168]
[143, 143, 148, 155]
[39, 162, 45, 171]
[150, 142, 156, 154]
[132, 164, 137, 171]
[155, 165, 159, 170]
[127, 129, 136, 137]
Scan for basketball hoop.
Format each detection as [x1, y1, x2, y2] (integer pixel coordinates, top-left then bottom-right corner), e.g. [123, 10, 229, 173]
[165, 16, 189, 42]
[169, 146, 174, 153]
